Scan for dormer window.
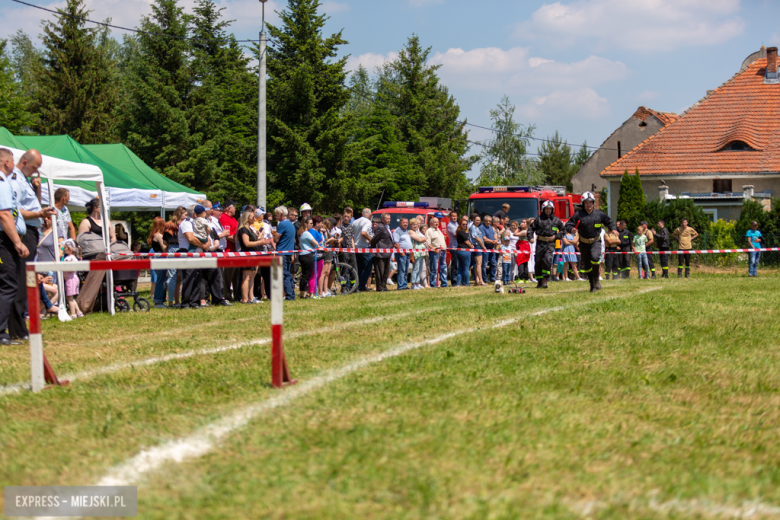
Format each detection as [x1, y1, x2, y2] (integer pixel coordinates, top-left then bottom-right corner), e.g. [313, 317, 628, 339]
[720, 140, 755, 151]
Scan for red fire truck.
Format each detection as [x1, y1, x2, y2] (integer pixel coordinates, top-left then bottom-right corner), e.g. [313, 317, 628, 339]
[465, 185, 581, 223]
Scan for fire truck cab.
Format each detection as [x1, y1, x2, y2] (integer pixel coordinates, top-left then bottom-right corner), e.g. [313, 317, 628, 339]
[372, 197, 453, 231]
[466, 186, 581, 224]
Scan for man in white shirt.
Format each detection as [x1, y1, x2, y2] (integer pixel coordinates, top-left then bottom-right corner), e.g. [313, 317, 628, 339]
[53, 188, 76, 242]
[446, 210, 459, 286]
[352, 208, 374, 291]
[392, 218, 413, 290]
[178, 205, 215, 309]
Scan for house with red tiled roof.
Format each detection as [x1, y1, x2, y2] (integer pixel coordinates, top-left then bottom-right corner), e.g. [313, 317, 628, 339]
[571, 106, 678, 196]
[599, 46, 778, 222]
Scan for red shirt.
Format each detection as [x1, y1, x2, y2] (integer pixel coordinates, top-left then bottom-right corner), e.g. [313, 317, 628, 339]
[219, 213, 239, 252]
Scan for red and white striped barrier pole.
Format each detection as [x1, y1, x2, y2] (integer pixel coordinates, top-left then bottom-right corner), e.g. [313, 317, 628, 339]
[26, 256, 292, 393]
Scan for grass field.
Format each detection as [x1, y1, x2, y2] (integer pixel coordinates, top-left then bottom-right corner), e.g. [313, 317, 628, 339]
[2, 273, 780, 519]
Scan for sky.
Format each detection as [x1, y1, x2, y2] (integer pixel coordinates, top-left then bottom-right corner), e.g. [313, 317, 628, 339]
[3, 0, 780, 179]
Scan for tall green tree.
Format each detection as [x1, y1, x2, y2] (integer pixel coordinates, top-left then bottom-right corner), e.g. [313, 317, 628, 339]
[9, 30, 42, 103]
[192, 0, 260, 205]
[616, 168, 645, 228]
[265, 0, 357, 211]
[573, 141, 591, 170]
[35, 0, 118, 143]
[538, 131, 575, 189]
[121, 0, 194, 185]
[0, 40, 37, 134]
[384, 35, 477, 200]
[476, 95, 543, 186]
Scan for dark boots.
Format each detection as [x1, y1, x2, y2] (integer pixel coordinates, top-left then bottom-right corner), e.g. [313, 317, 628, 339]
[678, 268, 683, 278]
[541, 276, 549, 289]
[685, 268, 690, 278]
[536, 277, 544, 289]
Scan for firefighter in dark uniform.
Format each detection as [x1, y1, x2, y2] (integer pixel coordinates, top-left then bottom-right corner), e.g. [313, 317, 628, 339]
[530, 200, 563, 289]
[616, 220, 633, 279]
[604, 228, 619, 279]
[565, 191, 617, 292]
[654, 219, 671, 278]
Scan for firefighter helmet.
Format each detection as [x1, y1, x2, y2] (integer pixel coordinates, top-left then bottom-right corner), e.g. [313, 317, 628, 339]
[581, 191, 596, 202]
[299, 203, 312, 212]
[541, 200, 554, 210]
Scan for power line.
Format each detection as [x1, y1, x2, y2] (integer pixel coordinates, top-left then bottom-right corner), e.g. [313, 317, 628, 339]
[10, 0, 272, 44]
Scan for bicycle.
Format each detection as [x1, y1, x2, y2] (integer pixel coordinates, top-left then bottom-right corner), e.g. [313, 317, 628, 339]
[293, 259, 358, 295]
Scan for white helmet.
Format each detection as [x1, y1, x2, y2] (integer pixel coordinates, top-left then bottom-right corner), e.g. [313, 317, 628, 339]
[541, 200, 554, 211]
[581, 191, 595, 202]
[300, 203, 312, 212]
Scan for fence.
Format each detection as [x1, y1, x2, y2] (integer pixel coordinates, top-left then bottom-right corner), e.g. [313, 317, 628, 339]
[25, 256, 295, 393]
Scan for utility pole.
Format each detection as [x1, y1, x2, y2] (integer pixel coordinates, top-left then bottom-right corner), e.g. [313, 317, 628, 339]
[257, 0, 267, 210]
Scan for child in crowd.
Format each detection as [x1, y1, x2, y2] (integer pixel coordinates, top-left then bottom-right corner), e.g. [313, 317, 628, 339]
[193, 212, 211, 247]
[62, 239, 84, 319]
[633, 226, 649, 279]
[501, 235, 512, 285]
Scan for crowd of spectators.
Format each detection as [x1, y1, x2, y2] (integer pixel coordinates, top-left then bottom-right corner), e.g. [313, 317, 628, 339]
[0, 143, 774, 346]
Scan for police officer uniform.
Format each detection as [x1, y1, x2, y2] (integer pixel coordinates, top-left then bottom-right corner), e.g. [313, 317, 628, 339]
[530, 201, 563, 289]
[10, 167, 42, 339]
[0, 167, 27, 343]
[655, 226, 670, 278]
[617, 226, 633, 279]
[565, 192, 616, 292]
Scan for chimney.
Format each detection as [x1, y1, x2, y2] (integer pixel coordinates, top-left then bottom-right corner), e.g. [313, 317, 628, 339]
[768, 47, 778, 74]
[743, 185, 754, 200]
[658, 184, 669, 200]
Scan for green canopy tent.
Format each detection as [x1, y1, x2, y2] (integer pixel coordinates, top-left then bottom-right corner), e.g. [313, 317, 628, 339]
[84, 143, 205, 214]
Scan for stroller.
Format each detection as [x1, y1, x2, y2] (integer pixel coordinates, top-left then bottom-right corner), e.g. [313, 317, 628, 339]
[76, 237, 150, 313]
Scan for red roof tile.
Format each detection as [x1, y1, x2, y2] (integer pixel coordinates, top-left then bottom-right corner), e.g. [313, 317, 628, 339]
[601, 59, 780, 176]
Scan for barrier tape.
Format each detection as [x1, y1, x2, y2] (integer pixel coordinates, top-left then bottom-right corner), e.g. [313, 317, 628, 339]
[119, 246, 780, 258]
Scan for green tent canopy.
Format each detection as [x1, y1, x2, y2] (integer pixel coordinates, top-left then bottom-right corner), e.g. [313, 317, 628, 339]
[84, 143, 204, 209]
[0, 128, 205, 211]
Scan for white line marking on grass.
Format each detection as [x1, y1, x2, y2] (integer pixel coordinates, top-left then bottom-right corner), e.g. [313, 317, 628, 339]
[95, 287, 662, 488]
[0, 289, 589, 396]
[571, 495, 780, 518]
[0, 314, 410, 397]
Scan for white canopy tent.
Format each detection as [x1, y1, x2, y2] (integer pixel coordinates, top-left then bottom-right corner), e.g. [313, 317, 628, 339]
[8, 147, 116, 316]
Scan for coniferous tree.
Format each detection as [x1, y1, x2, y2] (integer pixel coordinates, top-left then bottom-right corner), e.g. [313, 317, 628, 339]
[121, 0, 194, 184]
[476, 95, 543, 186]
[9, 31, 42, 104]
[384, 35, 477, 200]
[617, 168, 646, 228]
[538, 131, 575, 189]
[35, 0, 118, 143]
[0, 40, 37, 134]
[573, 141, 591, 170]
[265, 0, 355, 210]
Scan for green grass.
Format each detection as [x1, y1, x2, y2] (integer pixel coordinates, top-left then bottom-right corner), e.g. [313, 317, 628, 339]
[2, 273, 780, 519]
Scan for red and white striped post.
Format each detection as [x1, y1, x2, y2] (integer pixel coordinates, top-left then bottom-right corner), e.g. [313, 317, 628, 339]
[270, 256, 296, 388]
[26, 266, 44, 392]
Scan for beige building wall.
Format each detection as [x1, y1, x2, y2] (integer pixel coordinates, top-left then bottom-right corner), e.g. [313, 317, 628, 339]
[572, 114, 666, 195]
[607, 176, 780, 221]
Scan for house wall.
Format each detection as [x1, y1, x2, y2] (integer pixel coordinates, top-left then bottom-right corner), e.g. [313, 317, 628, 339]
[572, 115, 666, 195]
[607, 176, 780, 221]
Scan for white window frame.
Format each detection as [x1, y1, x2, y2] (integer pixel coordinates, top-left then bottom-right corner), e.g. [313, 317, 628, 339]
[703, 208, 718, 222]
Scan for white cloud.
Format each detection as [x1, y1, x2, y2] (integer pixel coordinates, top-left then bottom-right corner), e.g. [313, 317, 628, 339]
[322, 1, 350, 14]
[346, 52, 398, 73]
[516, 88, 611, 120]
[515, 0, 745, 51]
[428, 47, 629, 92]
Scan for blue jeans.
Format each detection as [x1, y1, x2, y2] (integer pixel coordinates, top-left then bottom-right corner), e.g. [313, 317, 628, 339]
[164, 246, 180, 304]
[153, 269, 167, 304]
[429, 251, 447, 287]
[503, 263, 511, 284]
[396, 254, 410, 289]
[456, 250, 471, 286]
[357, 252, 373, 290]
[482, 252, 497, 282]
[749, 250, 761, 276]
[411, 255, 424, 284]
[637, 253, 649, 277]
[283, 255, 295, 300]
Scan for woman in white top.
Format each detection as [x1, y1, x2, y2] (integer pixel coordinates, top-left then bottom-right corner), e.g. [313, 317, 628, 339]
[425, 216, 447, 288]
[408, 217, 429, 290]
